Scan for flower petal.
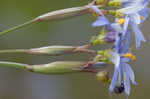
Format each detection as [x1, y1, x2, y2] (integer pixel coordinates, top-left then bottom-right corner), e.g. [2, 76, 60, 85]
[92, 16, 110, 27]
[111, 23, 123, 33]
[131, 22, 146, 48]
[109, 66, 119, 92]
[139, 7, 150, 22]
[90, 6, 103, 15]
[123, 63, 131, 96]
[124, 30, 131, 53]
[111, 52, 120, 67]
[130, 13, 141, 24]
[125, 63, 137, 85]
[123, 16, 129, 37]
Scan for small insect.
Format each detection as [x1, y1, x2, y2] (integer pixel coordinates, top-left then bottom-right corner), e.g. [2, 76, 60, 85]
[114, 82, 125, 94]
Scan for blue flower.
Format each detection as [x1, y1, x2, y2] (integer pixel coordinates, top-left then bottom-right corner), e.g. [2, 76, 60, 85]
[109, 30, 137, 96]
[90, 6, 110, 27]
[117, 0, 150, 48]
[110, 56, 137, 96]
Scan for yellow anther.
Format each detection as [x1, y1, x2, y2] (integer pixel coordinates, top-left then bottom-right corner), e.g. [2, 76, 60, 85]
[117, 18, 125, 24]
[125, 53, 132, 58]
[131, 55, 136, 61]
[140, 16, 143, 20]
[125, 53, 136, 61]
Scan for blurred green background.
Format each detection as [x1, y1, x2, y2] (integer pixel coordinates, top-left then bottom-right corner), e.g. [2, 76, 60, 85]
[0, 0, 149, 99]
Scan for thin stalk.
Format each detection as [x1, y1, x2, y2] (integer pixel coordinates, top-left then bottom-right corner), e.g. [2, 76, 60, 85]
[0, 49, 27, 54]
[0, 61, 26, 70]
[0, 19, 37, 37]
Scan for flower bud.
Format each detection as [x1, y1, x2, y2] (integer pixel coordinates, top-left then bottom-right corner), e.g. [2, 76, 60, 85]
[91, 31, 115, 45]
[108, 10, 124, 17]
[108, 1, 122, 8]
[104, 31, 116, 43]
[96, 71, 109, 83]
[94, 50, 112, 63]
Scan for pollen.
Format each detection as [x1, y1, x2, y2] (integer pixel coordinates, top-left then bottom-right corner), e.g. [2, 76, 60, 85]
[140, 16, 143, 20]
[125, 53, 132, 58]
[131, 55, 136, 61]
[117, 18, 125, 24]
[125, 53, 136, 61]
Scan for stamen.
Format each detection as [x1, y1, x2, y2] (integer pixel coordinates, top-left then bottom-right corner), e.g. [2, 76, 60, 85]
[117, 18, 125, 24]
[131, 55, 136, 61]
[125, 53, 132, 58]
[140, 16, 143, 20]
[125, 53, 136, 61]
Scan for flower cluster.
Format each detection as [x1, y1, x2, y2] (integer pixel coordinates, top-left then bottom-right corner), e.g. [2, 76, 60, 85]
[89, 0, 150, 97]
[0, 0, 149, 98]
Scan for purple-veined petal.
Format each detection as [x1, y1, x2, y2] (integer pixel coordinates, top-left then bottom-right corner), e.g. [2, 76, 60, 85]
[123, 16, 129, 37]
[125, 63, 137, 85]
[118, 2, 145, 14]
[131, 22, 146, 48]
[92, 16, 110, 27]
[109, 66, 119, 92]
[124, 30, 131, 53]
[130, 13, 141, 24]
[118, 63, 123, 84]
[123, 63, 131, 96]
[111, 23, 123, 33]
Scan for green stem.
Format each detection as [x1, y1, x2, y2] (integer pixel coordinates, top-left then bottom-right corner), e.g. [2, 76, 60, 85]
[0, 61, 26, 70]
[0, 19, 37, 37]
[0, 49, 26, 54]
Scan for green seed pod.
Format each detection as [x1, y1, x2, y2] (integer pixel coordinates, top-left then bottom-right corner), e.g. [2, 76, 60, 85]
[28, 46, 76, 55]
[29, 61, 86, 74]
[35, 6, 89, 21]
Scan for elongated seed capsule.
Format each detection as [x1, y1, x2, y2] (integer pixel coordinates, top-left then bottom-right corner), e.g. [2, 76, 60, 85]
[35, 5, 103, 21]
[27, 61, 108, 74]
[27, 46, 76, 55]
[35, 6, 90, 21]
[0, 45, 94, 55]
[27, 61, 87, 74]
